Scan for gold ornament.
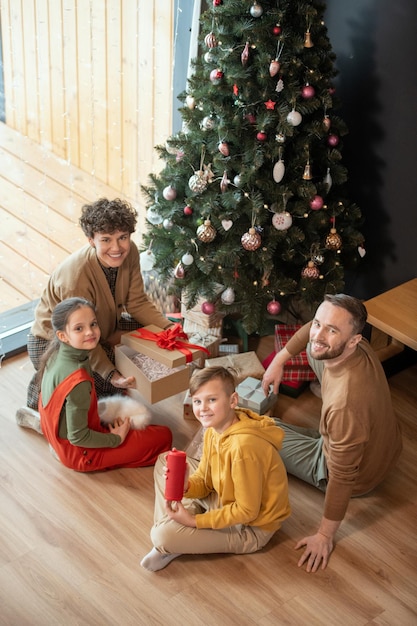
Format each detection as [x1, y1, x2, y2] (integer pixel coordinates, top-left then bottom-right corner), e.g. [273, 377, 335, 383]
[325, 228, 342, 250]
[188, 171, 207, 193]
[302, 162, 313, 180]
[241, 227, 261, 251]
[197, 219, 216, 243]
[304, 30, 313, 48]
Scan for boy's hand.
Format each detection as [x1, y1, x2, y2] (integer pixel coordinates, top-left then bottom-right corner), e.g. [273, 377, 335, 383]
[165, 500, 197, 527]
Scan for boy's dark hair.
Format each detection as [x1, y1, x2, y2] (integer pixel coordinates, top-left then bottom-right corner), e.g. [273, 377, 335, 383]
[189, 366, 237, 397]
[79, 198, 137, 238]
[36, 297, 96, 383]
[323, 293, 368, 334]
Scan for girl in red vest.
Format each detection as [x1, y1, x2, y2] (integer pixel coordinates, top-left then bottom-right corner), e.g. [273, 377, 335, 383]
[38, 297, 172, 472]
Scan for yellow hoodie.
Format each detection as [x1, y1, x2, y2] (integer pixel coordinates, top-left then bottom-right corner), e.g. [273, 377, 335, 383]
[185, 408, 291, 532]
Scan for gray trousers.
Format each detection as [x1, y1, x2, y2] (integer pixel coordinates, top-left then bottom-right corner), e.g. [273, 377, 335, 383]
[274, 343, 328, 491]
[149, 454, 275, 556]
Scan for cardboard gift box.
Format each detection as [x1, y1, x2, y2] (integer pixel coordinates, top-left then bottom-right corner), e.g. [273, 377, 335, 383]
[183, 317, 224, 338]
[237, 377, 277, 414]
[205, 351, 265, 383]
[181, 296, 225, 329]
[121, 323, 208, 369]
[115, 344, 190, 404]
[187, 332, 222, 359]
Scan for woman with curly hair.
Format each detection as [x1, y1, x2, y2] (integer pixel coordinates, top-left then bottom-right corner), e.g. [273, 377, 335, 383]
[17, 198, 172, 431]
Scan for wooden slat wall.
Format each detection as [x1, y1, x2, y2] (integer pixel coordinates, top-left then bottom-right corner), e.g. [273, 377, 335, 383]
[0, 0, 174, 212]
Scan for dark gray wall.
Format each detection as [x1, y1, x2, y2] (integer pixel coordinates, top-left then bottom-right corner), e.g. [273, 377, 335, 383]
[326, 0, 417, 298]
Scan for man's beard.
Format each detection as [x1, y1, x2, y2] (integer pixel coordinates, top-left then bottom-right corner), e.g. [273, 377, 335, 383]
[310, 340, 347, 361]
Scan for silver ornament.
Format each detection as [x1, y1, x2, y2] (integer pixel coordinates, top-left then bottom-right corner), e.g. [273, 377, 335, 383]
[221, 287, 235, 304]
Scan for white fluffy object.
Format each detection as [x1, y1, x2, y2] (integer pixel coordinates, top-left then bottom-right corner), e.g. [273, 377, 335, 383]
[98, 395, 151, 430]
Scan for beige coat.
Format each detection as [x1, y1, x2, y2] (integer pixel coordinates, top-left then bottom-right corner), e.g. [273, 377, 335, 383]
[31, 241, 170, 379]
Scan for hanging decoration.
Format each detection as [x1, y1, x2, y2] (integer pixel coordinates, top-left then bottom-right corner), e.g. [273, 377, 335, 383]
[220, 171, 230, 193]
[241, 41, 250, 66]
[140, 248, 156, 272]
[197, 219, 217, 243]
[250, 2, 263, 18]
[162, 185, 177, 201]
[205, 32, 218, 48]
[301, 260, 320, 279]
[267, 299, 281, 315]
[287, 108, 302, 126]
[201, 301, 216, 315]
[221, 287, 235, 304]
[181, 252, 195, 265]
[309, 195, 324, 210]
[174, 262, 185, 279]
[269, 40, 284, 77]
[304, 20, 314, 48]
[273, 149, 285, 182]
[221, 219, 233, 231]
[241, 227, 261, 251]
[325, 218, 342, 250]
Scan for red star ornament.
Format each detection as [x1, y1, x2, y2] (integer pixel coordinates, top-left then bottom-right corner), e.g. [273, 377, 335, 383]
[264, 99, 276, 110]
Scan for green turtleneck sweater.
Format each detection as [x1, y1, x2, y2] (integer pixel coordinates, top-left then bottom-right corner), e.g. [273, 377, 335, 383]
[41, 342, 121, 448]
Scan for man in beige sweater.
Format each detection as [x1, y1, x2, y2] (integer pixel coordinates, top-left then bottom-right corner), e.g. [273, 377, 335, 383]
[262, 294, 402, 573]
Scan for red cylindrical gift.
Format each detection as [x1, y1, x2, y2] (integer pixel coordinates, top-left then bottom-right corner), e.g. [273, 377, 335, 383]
[164, 449, 187, 501]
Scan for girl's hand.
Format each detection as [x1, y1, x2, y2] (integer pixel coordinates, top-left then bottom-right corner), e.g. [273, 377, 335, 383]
[110, 370, 136, 389]
[109, 416, 131, 443]
[165, 500, 197, 527]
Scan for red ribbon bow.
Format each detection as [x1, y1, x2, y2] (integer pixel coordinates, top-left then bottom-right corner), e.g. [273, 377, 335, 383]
[132, 323, 209, 363]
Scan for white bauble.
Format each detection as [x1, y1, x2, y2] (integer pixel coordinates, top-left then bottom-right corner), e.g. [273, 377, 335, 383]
[221, 287, 235, 304]
[272, 211, 293, 231]
[146, 207, 163, 225]
[286, 109, 302, 126]
[181, 252, 194, 266]
[139, 250, 156, 271]
[273, 159, 285, 183]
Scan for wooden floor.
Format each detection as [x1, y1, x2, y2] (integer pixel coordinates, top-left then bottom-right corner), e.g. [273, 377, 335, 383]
[1, 351, 416, 626]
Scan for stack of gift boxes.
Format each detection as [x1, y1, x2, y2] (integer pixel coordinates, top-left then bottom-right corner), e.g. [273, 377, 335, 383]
[115, 299, 315, 409]
[115, 324, 207, 404]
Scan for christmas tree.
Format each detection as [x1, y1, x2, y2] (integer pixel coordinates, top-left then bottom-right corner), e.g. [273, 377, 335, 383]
[141, 0, 364, 335]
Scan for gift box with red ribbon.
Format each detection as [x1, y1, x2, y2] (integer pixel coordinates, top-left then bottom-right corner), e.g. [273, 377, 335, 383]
[121, 323, 209, 369]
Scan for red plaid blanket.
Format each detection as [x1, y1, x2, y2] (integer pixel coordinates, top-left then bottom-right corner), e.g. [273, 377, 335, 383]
[275, 324, 316, 382]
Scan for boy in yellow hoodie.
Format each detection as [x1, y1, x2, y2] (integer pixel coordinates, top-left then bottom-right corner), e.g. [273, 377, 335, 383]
[141, 366, 290, 572]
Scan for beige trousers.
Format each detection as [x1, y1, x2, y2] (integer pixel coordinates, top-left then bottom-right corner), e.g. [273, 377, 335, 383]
[150, 453, 275, 556]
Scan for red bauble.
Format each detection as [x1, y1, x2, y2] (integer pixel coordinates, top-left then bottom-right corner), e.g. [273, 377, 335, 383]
[201, 301, 215, 315]
[246, 113, 256, 124]
[183, 205, 193, 216]
[301, 84, 315, 99]
[327, 134, 339, 147]
[267, 300, 281, 315]
[256, 130, 267, 142]
[309, 195, 324, 210]
[213, 0, 222, 5]
[272, 25, 282, 35]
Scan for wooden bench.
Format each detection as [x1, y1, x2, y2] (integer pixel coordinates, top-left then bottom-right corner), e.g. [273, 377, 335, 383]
[364, 278, 417, 361]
